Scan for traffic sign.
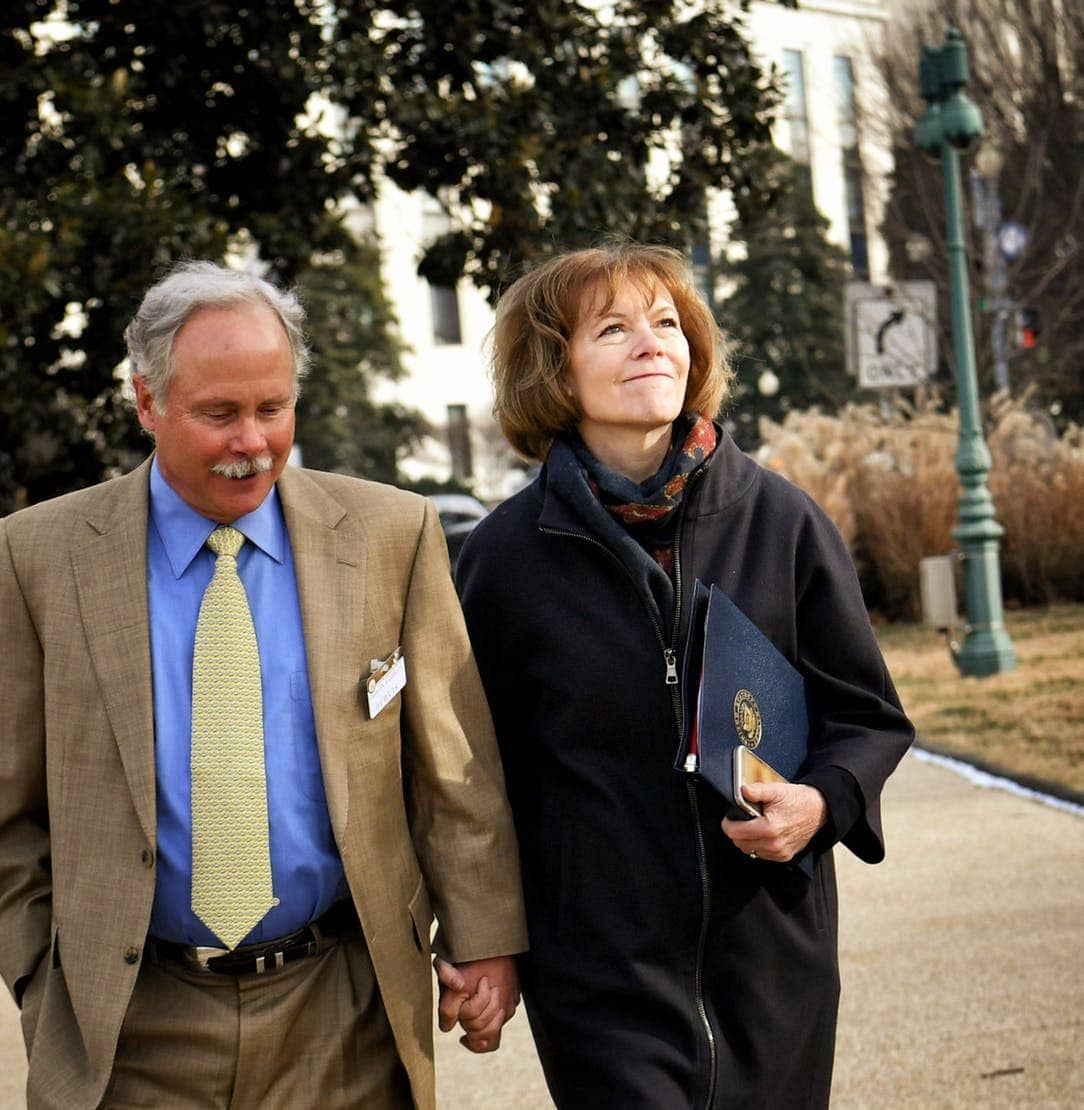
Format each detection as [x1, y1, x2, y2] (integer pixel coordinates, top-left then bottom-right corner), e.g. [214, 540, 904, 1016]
[846, 281, 937, 389]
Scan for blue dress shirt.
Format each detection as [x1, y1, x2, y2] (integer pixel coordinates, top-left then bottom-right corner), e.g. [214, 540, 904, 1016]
[146, 461, 348, 946]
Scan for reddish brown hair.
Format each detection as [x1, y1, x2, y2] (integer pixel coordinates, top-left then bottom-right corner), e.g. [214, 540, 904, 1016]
[489, 243, 732, 461]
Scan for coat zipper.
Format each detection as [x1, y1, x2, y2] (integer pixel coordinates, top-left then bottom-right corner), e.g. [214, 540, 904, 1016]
[670, 512, 718, 1110]
[541, 499, 718, 1109]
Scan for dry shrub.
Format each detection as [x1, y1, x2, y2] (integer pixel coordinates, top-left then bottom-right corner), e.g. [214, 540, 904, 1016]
[988, 398, 1084, 604]
[756, 395, 1084, 618]
[753, 406, 875, 550]
[849, 410, 958, 617]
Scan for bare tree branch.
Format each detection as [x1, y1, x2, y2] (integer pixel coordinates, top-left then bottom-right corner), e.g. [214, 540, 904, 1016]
[872, 0, 1083, 421]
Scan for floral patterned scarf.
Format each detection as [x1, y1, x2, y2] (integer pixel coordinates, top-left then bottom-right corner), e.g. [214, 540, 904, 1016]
[569, 413, 718, 576]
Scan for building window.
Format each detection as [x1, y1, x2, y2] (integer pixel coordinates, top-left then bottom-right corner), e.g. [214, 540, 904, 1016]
[834, 55, 869, 279]
[421, 196, 463, 345]
[430, 284, 462, 345]
[690, 231, 713, 308]
[446, 403, 473, 482]
[834, 55, 860, 148]
[781, 49, 812, 193]
[842, 167, 869, 278]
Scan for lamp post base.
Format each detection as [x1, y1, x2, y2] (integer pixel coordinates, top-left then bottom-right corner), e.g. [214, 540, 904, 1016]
[955, 625, 1017, 677]
[953, 539, 1017, 677]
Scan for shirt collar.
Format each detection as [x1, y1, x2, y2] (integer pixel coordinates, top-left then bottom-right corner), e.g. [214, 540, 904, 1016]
[148, 458, 286, 578]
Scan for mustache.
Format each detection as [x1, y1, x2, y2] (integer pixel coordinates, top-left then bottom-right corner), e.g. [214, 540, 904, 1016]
[211, 456, 274, 479]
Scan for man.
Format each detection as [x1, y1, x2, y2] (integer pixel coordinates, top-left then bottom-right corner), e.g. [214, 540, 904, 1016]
[0, 262, 527, 1108]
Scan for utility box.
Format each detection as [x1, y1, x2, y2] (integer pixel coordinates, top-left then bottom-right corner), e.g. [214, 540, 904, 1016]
[920, 555, 958, 630]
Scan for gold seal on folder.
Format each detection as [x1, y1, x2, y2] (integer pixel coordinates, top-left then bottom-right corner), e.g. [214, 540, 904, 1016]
[733, 689, 763, 749]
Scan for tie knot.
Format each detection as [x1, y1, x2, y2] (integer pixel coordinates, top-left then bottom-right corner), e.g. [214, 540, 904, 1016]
[206, 525, 245, 559]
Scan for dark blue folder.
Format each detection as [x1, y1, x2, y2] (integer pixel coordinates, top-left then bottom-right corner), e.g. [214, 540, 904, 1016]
[678, 579, 813, 876]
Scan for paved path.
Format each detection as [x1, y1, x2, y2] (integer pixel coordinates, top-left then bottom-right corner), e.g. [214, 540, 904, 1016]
[2, 751, 1081, 1107]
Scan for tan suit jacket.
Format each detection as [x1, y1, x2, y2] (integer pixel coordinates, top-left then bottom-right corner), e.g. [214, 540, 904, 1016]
[0, 459, 528, 1109]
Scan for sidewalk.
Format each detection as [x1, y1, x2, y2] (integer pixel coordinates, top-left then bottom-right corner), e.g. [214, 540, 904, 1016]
[433, 749, 1084, 1108]
[1, 750, 1081, 1107]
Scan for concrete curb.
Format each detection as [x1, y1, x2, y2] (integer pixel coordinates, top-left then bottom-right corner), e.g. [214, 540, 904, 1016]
[914, 741, 1084, 814]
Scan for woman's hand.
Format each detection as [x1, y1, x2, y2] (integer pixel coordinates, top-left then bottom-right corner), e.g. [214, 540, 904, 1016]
[721, 783, 828, 862]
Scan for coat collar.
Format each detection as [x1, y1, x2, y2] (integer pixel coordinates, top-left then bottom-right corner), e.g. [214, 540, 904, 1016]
[276, 467, 360, 844]
[537, 422, 753, 533]
[680, 429, 759, 519]
[71, 456, 157, 842]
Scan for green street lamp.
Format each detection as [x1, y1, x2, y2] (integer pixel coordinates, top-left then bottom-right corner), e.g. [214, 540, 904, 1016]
[916, 27, 1016, 677]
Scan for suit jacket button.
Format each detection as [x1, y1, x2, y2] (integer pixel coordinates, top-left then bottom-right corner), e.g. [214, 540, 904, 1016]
[141, 848, 154, 867]
[124, 947, 140, 965]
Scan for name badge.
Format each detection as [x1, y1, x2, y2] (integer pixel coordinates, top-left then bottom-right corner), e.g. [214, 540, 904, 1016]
[366, 647, 406, 719]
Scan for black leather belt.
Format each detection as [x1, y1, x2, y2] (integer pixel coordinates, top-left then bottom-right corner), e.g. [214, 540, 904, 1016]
[149, 899, 359, 976]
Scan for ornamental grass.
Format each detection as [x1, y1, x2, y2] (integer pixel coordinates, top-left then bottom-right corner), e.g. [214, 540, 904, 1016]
[754, 393, 1084, 619]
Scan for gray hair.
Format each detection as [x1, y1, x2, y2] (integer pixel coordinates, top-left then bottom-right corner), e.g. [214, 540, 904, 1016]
[124, 260, 311, 409]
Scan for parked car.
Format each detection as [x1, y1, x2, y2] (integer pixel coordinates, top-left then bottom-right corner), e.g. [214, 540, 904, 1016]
[429, 493, 489, 571]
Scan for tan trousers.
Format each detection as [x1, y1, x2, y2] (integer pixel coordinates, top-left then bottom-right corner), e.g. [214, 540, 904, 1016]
[101, 926, 413, 1109]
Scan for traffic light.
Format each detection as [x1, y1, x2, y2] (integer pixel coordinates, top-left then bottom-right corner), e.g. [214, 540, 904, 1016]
[1017, 307, 1040, 349]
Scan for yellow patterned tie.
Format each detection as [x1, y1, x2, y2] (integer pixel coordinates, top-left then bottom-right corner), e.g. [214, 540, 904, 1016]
[190, 525, 275, 949]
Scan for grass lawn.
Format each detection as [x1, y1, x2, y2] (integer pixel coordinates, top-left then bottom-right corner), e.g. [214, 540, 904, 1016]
[874, 603, 1084, 796]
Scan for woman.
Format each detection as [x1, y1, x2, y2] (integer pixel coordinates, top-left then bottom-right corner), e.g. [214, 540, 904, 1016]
[455, 243, 913, 1108]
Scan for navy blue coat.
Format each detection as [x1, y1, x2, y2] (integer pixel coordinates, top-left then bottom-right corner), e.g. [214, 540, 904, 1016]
[456, 431, 913, 1109]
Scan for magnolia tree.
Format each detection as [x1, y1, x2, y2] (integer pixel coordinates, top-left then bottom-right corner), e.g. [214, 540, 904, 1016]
[332, 0, 782, 299]
[1, 0, 783, 510]
[0, 0, 400, 509]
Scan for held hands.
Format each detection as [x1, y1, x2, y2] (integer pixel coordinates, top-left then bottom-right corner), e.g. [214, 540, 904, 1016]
[721, 783, 828, 863]
[434, 955, 520, 1053]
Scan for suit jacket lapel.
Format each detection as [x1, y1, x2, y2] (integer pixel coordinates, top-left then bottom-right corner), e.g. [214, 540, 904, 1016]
[71, 459, 157, 843]
[278, 468, 366, 844]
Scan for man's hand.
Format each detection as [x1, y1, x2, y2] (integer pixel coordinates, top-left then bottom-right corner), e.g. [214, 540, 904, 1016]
[721, 782, 828, 862]
[434, 955, 520, 1053]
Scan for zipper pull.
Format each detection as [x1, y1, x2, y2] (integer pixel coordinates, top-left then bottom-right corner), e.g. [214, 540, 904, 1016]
[683, 753, 699, 773]
[663, 648, 678, 685]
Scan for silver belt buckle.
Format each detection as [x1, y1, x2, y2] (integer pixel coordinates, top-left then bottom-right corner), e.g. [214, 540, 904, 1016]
[185, 944, 230, 972]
